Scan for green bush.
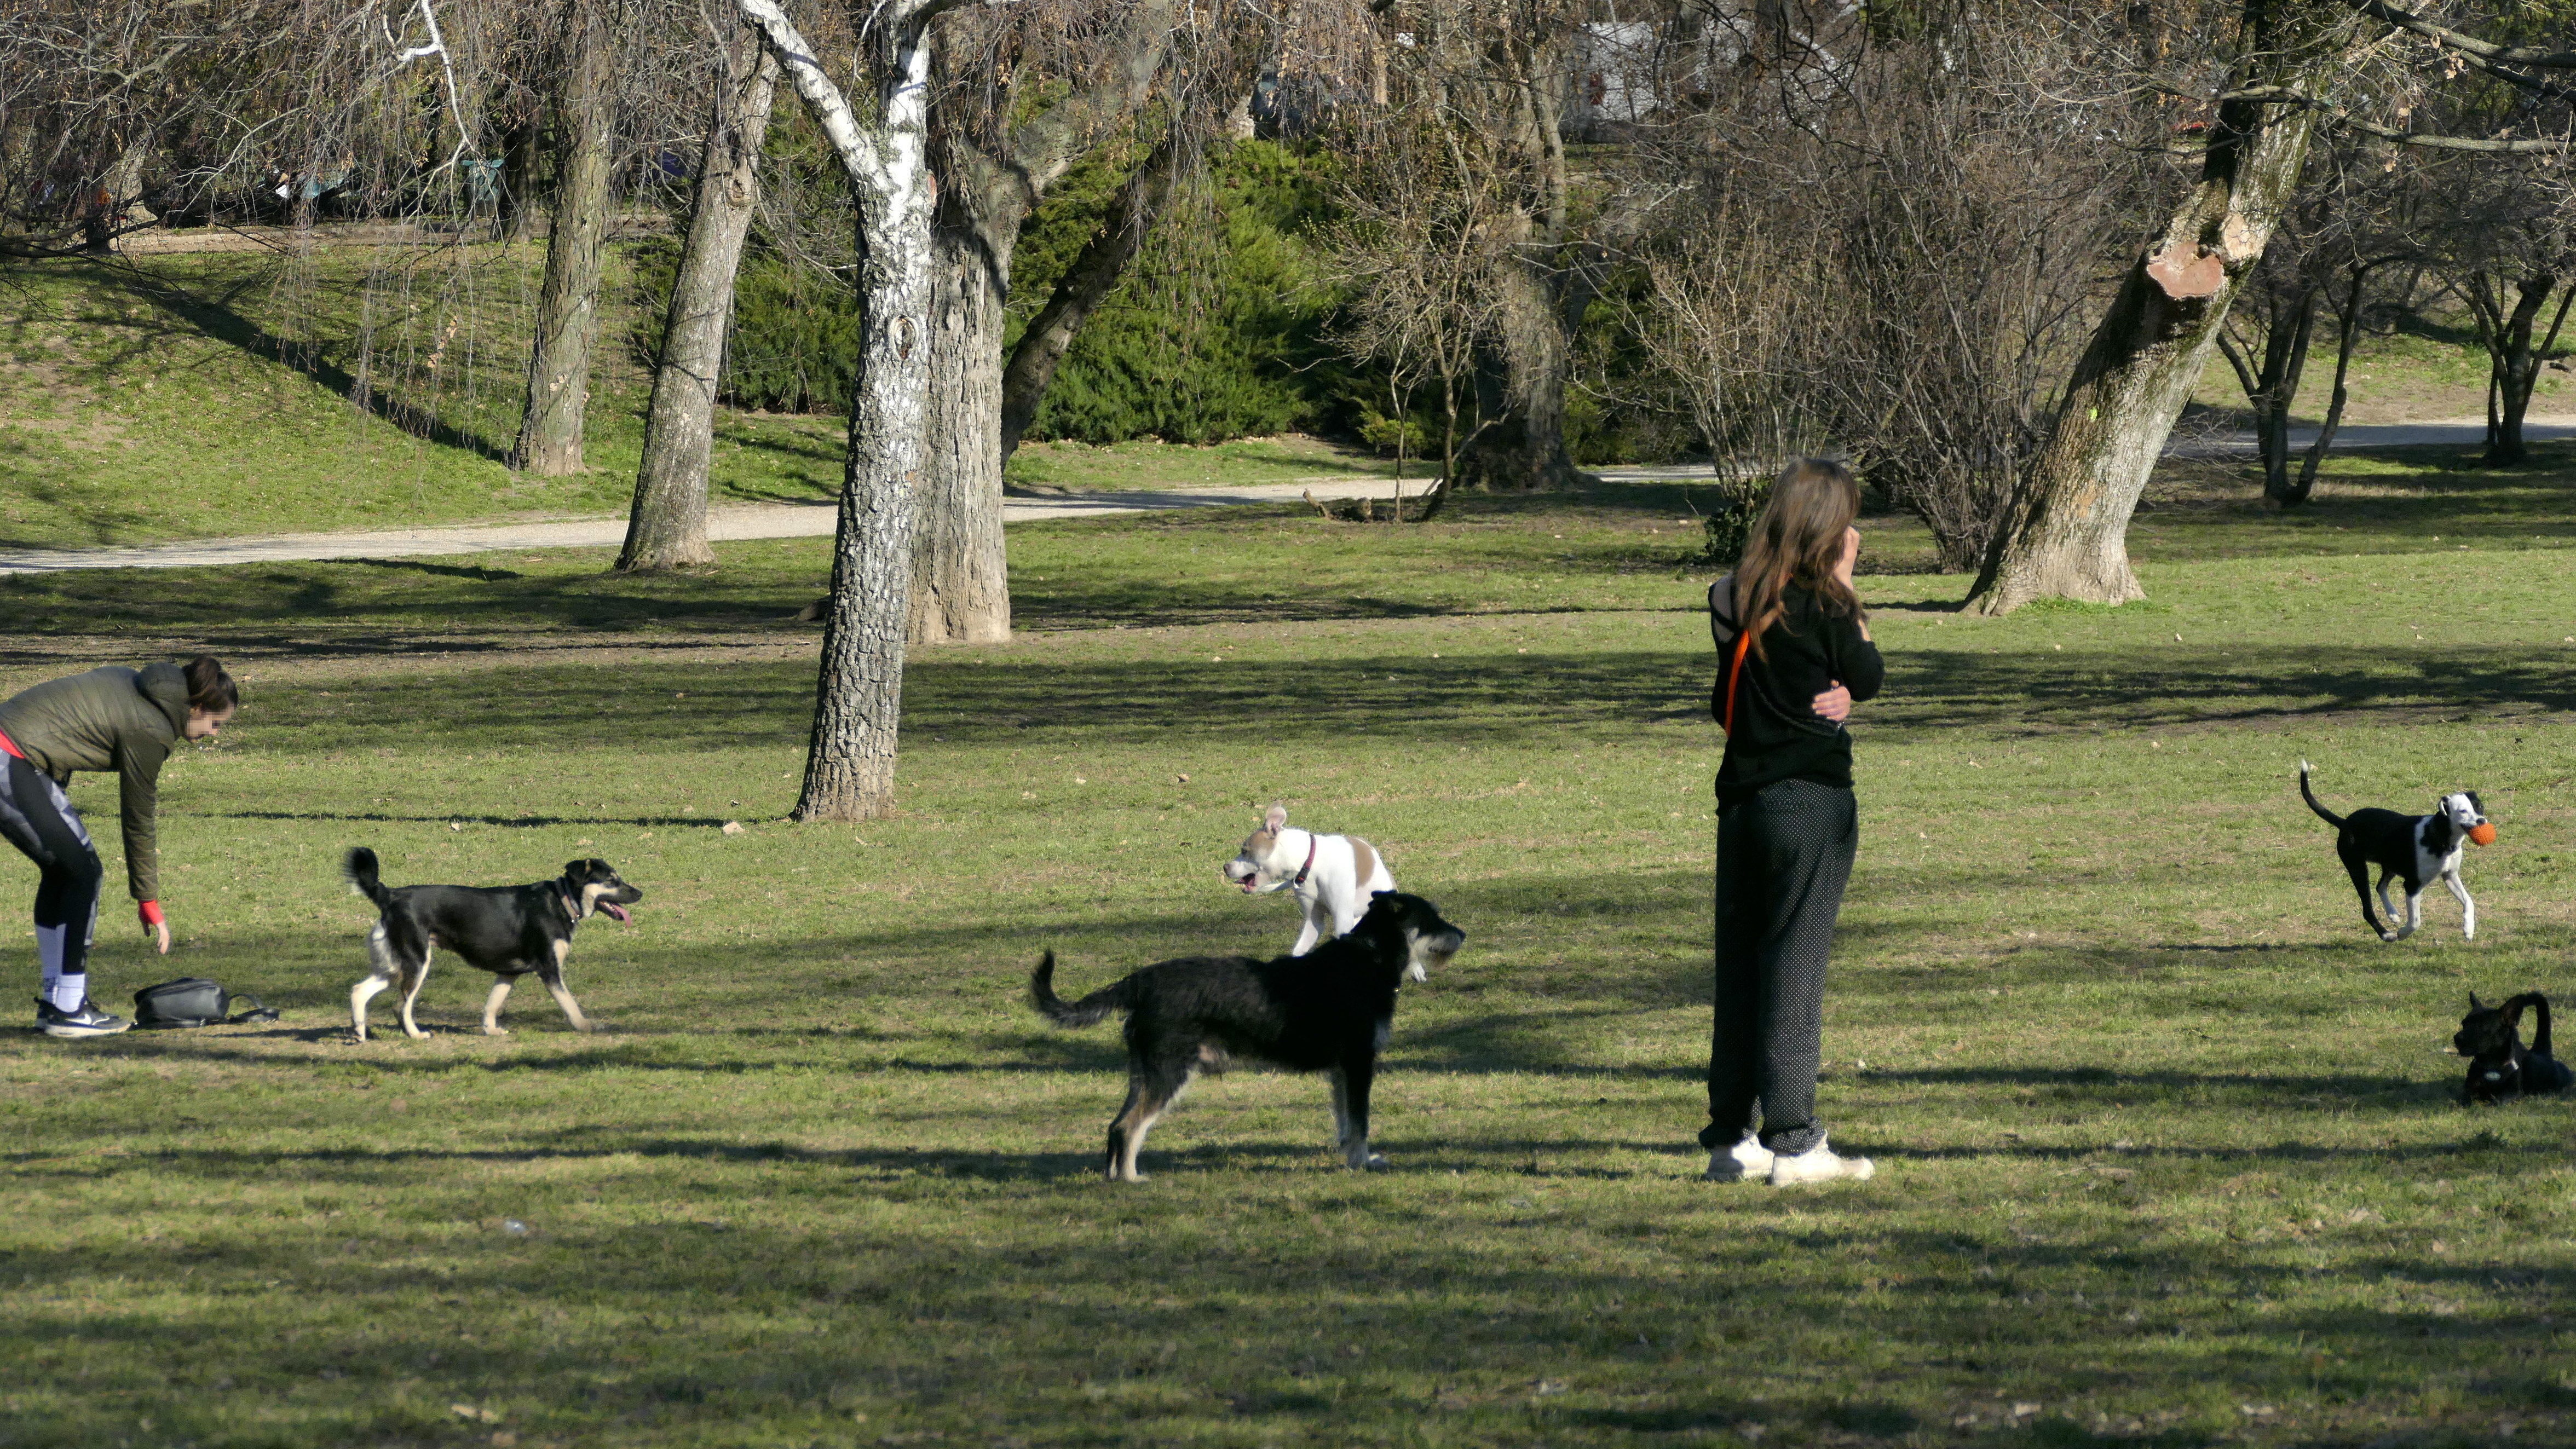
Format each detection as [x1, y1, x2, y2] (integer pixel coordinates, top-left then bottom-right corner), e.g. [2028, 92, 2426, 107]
[1011, 139, 1359, 445]
[630, 133, 1364, 441]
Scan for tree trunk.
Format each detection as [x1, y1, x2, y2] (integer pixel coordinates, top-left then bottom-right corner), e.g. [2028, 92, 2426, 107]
[1966, 62, 2326, 614]
[2286, 260, 2377, 506]
[2216, 280, 2318, 506]
[738, 0, 939, 823]
[498, 119, 542, 242]
[514, 1, 616, 477]
[906, 0, 1179, 646]
[996, 123, 1185, 463]
[619, 40, 779, 573]
[1448, 34, 1589, 493]
[910, 216, 1016, 645]
[2474, 274, 2567, 466]
[799, 236, 931, 819]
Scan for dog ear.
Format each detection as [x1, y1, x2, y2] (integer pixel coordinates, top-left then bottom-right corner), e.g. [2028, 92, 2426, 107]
[1265, 804, 1288, 832]
[2469, 991, 2485, 1011]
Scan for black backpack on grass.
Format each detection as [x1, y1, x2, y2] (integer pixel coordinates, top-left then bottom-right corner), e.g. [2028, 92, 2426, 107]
[131, 978, 278, 1029]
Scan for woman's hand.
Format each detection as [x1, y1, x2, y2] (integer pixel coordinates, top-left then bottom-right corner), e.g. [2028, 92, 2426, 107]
[1812, 682, 1852, 724]
[139, 900, 169, 955]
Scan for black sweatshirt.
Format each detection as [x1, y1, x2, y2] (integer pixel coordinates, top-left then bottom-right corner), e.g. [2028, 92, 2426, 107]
[1708, 579, 1884, 804]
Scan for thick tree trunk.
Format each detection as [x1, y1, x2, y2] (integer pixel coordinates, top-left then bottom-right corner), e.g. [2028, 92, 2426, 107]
[514, 1, 616, 477]
[1447, 35, 1589, 493]
[996, 125, 1184, 463]
[739, 0, 938, 823]
[1453, 240, 1587, 490]
[910, 218, 1015, 645]
[1967, 84, 2323, 614]
[905, 0, 1179, 646]
[619, 41, 779, 573]
[799, 232, 931, 819]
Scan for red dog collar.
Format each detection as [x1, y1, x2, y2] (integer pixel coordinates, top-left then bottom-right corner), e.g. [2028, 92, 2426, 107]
[1290, 833, 1317, 888]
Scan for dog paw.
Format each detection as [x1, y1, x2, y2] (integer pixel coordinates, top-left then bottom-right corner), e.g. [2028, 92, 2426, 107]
[1347, 1152, 1388, 1171]
[482, 1026, 511, 1036]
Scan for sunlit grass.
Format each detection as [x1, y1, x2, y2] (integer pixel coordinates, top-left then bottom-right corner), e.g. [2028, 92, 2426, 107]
[2, 451, 2573, 1446]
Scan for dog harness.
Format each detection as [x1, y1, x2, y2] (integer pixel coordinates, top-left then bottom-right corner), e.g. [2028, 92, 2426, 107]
[1290, 833, 1318, 888]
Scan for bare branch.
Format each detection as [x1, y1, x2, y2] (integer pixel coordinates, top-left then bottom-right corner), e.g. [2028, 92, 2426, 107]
[2337, 0, 2576, 70]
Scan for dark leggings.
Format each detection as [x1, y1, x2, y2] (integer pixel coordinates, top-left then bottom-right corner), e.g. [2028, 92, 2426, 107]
[0, 754, 103, 980]
[1703, 778, 1857, 1157]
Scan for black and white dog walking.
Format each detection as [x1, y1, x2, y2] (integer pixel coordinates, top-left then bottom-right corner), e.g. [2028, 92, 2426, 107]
[344, 847, 642, 1041]
[1030, 891, 1465, 1182]
[1222, 805, 1405, 968]
[2453, 990, 2573, 1104]
[2298, 761, 2493, 942]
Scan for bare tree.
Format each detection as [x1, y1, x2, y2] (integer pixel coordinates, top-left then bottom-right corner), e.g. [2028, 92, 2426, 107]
[1969, 0, 2576, 613]
[1372, 0, 1604, 492]
[619, 21, 780, 571]
[514, 0, 621, 476]
[736, 0, 938, 823]
[1327, 107, 1510, 494]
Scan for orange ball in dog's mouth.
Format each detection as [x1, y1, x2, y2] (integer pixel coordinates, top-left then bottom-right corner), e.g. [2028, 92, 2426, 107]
[2470, 823, 2498, 846]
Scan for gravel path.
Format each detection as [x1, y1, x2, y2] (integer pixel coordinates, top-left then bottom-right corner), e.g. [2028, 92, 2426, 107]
[1, 414, 2565, 576]
[0, 478, 1410, 576]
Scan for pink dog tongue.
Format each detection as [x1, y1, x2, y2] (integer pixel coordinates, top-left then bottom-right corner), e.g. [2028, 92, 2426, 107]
[600, 901, 632, 922]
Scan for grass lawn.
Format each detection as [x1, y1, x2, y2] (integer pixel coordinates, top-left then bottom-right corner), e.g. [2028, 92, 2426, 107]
[0, 249, 1397, 551]
[2, 442, 2574, 1448]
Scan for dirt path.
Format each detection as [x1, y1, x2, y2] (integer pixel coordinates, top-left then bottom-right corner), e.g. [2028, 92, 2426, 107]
[0, 479, 1409, 577]
[2, 416, 2565, 576]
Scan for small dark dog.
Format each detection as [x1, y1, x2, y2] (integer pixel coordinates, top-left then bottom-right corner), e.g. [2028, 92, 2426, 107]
[2299, 761, 2492, 942]
[2453, 991, 2573, 1104]
[1030, 891, 1465, 1182]
[344, 847, 643, 1041]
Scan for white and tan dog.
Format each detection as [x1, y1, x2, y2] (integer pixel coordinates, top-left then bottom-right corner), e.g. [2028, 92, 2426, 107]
[1224, 805, 1411, 973]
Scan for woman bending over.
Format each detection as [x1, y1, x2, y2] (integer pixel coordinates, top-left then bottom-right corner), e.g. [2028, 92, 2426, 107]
[0, 655, 238, 1038]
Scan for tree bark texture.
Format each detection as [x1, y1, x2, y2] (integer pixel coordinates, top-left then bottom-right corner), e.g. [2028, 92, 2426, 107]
[619, 39, 779, 573]
[514, 1, 616, 477]
[1447, 29, 1590, 493]
[906, 1, 1180, 648]
[2466, 272, 2568, 466]
[737, 0, 937, 822]
[996, 122, 1185, 463]
[912, 217, 1016, 644]
[1967, 39, 2329, 614]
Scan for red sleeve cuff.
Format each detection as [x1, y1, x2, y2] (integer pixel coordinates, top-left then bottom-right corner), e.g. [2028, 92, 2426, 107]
[138, 900, 165, 926]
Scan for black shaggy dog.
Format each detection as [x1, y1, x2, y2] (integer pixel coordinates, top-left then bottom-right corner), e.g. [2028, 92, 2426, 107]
[2453, 991, 2574, 1105]
[345, 846, 642, 1042]
[1030, 891, 1465, 1182]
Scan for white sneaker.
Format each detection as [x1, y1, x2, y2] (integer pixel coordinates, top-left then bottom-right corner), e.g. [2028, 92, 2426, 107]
[1768, 1135, 1874, 1186]
[1702, 1131, 1774, 1182]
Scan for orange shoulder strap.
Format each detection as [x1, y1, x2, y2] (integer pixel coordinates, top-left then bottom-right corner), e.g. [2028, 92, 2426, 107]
[1719, 627, 1752, 734]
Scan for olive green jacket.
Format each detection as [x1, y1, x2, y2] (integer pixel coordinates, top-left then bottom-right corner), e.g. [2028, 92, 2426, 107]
[0, 663, 191, 901]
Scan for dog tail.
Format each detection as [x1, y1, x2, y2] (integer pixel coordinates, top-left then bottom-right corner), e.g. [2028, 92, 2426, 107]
[2297, 760, 2345, 828]
[2506, 991, 2552, 1057]
[1029, 951, 1133, 1029]
[343, 847, 395, 909]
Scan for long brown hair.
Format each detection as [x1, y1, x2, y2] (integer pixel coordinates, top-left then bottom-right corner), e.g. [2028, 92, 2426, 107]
[182, 654, 239, 714]
[1733, 459, 1864, 659]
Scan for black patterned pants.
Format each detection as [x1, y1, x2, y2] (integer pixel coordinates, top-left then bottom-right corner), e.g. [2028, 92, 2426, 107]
[1702, 778, 1857, 1157]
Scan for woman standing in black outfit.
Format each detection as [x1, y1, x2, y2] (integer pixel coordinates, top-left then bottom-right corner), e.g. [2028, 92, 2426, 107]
[1699, 460, 1883, 1185]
